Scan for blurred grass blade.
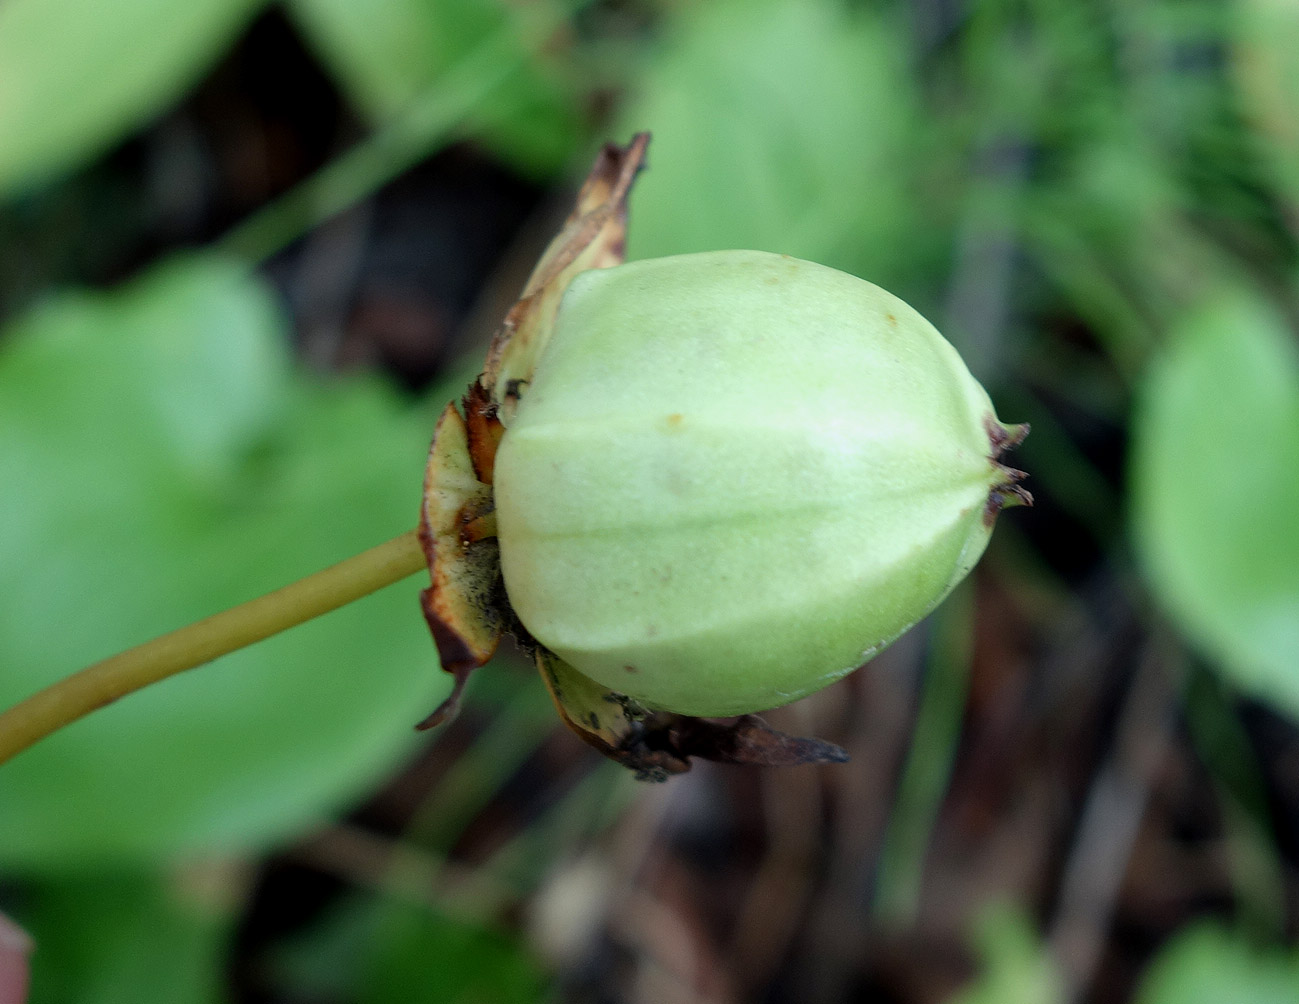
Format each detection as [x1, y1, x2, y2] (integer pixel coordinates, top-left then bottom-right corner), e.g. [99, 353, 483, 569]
[0, 0, 266, 198]
[287, 0, 579, 174]
[873, 583, 975, 926]
[219, 0, 578, 263]
[1131, 285, 1299, 718]
[1234, 0, 1299, 230]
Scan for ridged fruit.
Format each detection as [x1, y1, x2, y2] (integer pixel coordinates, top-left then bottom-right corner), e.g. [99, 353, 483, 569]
[493, 250, 1028, 717]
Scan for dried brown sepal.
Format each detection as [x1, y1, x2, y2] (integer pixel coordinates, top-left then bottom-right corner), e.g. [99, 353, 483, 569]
[664, 715, 849, 768]
[482, 132, 649, 422]
[462, 380, 504, 486]
[413, 663, 474, 732]
[536, 649, 847, 782]
[535, 647, 670, 769]
[416, 402, 504, 728]
[984, 477, 1034, 527]
[415, 135, 651, 735]
[985, 416, 1030, 459]
[982, 416, 1033, 527]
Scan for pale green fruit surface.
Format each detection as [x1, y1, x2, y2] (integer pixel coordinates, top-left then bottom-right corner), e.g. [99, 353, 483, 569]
[494, 250, 1011, 717]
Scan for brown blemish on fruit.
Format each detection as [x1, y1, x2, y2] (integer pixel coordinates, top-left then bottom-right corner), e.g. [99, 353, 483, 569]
[665, 413, 684, 430]
[623, 664, 639, 674]
[886, 312, 897, 327]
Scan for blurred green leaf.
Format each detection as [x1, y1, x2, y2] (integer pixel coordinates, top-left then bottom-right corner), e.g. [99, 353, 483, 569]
[1131, 287, 1299, 717]
[273, 893, 547, 1004]
[947, 904, 1063, 1004]
[1234, 0, 1299, 223]
[0, 0, 265, 198]
[361, 898, 547, 1004]
[873, 583, 975, 925]
[0, 255, 455, 869]
[619, 0, 922, 283]
[1135, 923, 1299, 1004]
[18, 872, 230, 1004]
[1021, 131, 1225, 375]
[286, 0, 579, 175]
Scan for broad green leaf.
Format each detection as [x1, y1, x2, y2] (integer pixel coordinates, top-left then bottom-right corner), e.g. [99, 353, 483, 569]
[0, 255, 456, 869]
[286, 0, 578, 174]
[1131, 287, 1299, 716]
[0, 0, 265, 198]
[1135, 923, 1299, 1004]
[272, 894, 548, 1004]
[619, 0, 922, 284]
[359, 898, 547, 1004]
[946, 905, 1063, 1004]
[16, 872, 230, 1004]
[1234, 0, 1299, 222]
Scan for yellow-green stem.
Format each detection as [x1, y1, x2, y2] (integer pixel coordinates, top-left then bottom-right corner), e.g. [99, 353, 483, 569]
[0, 529, 427, 766]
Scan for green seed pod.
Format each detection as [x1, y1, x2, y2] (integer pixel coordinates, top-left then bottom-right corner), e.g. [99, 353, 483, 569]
[493, 250, 1028, 718]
